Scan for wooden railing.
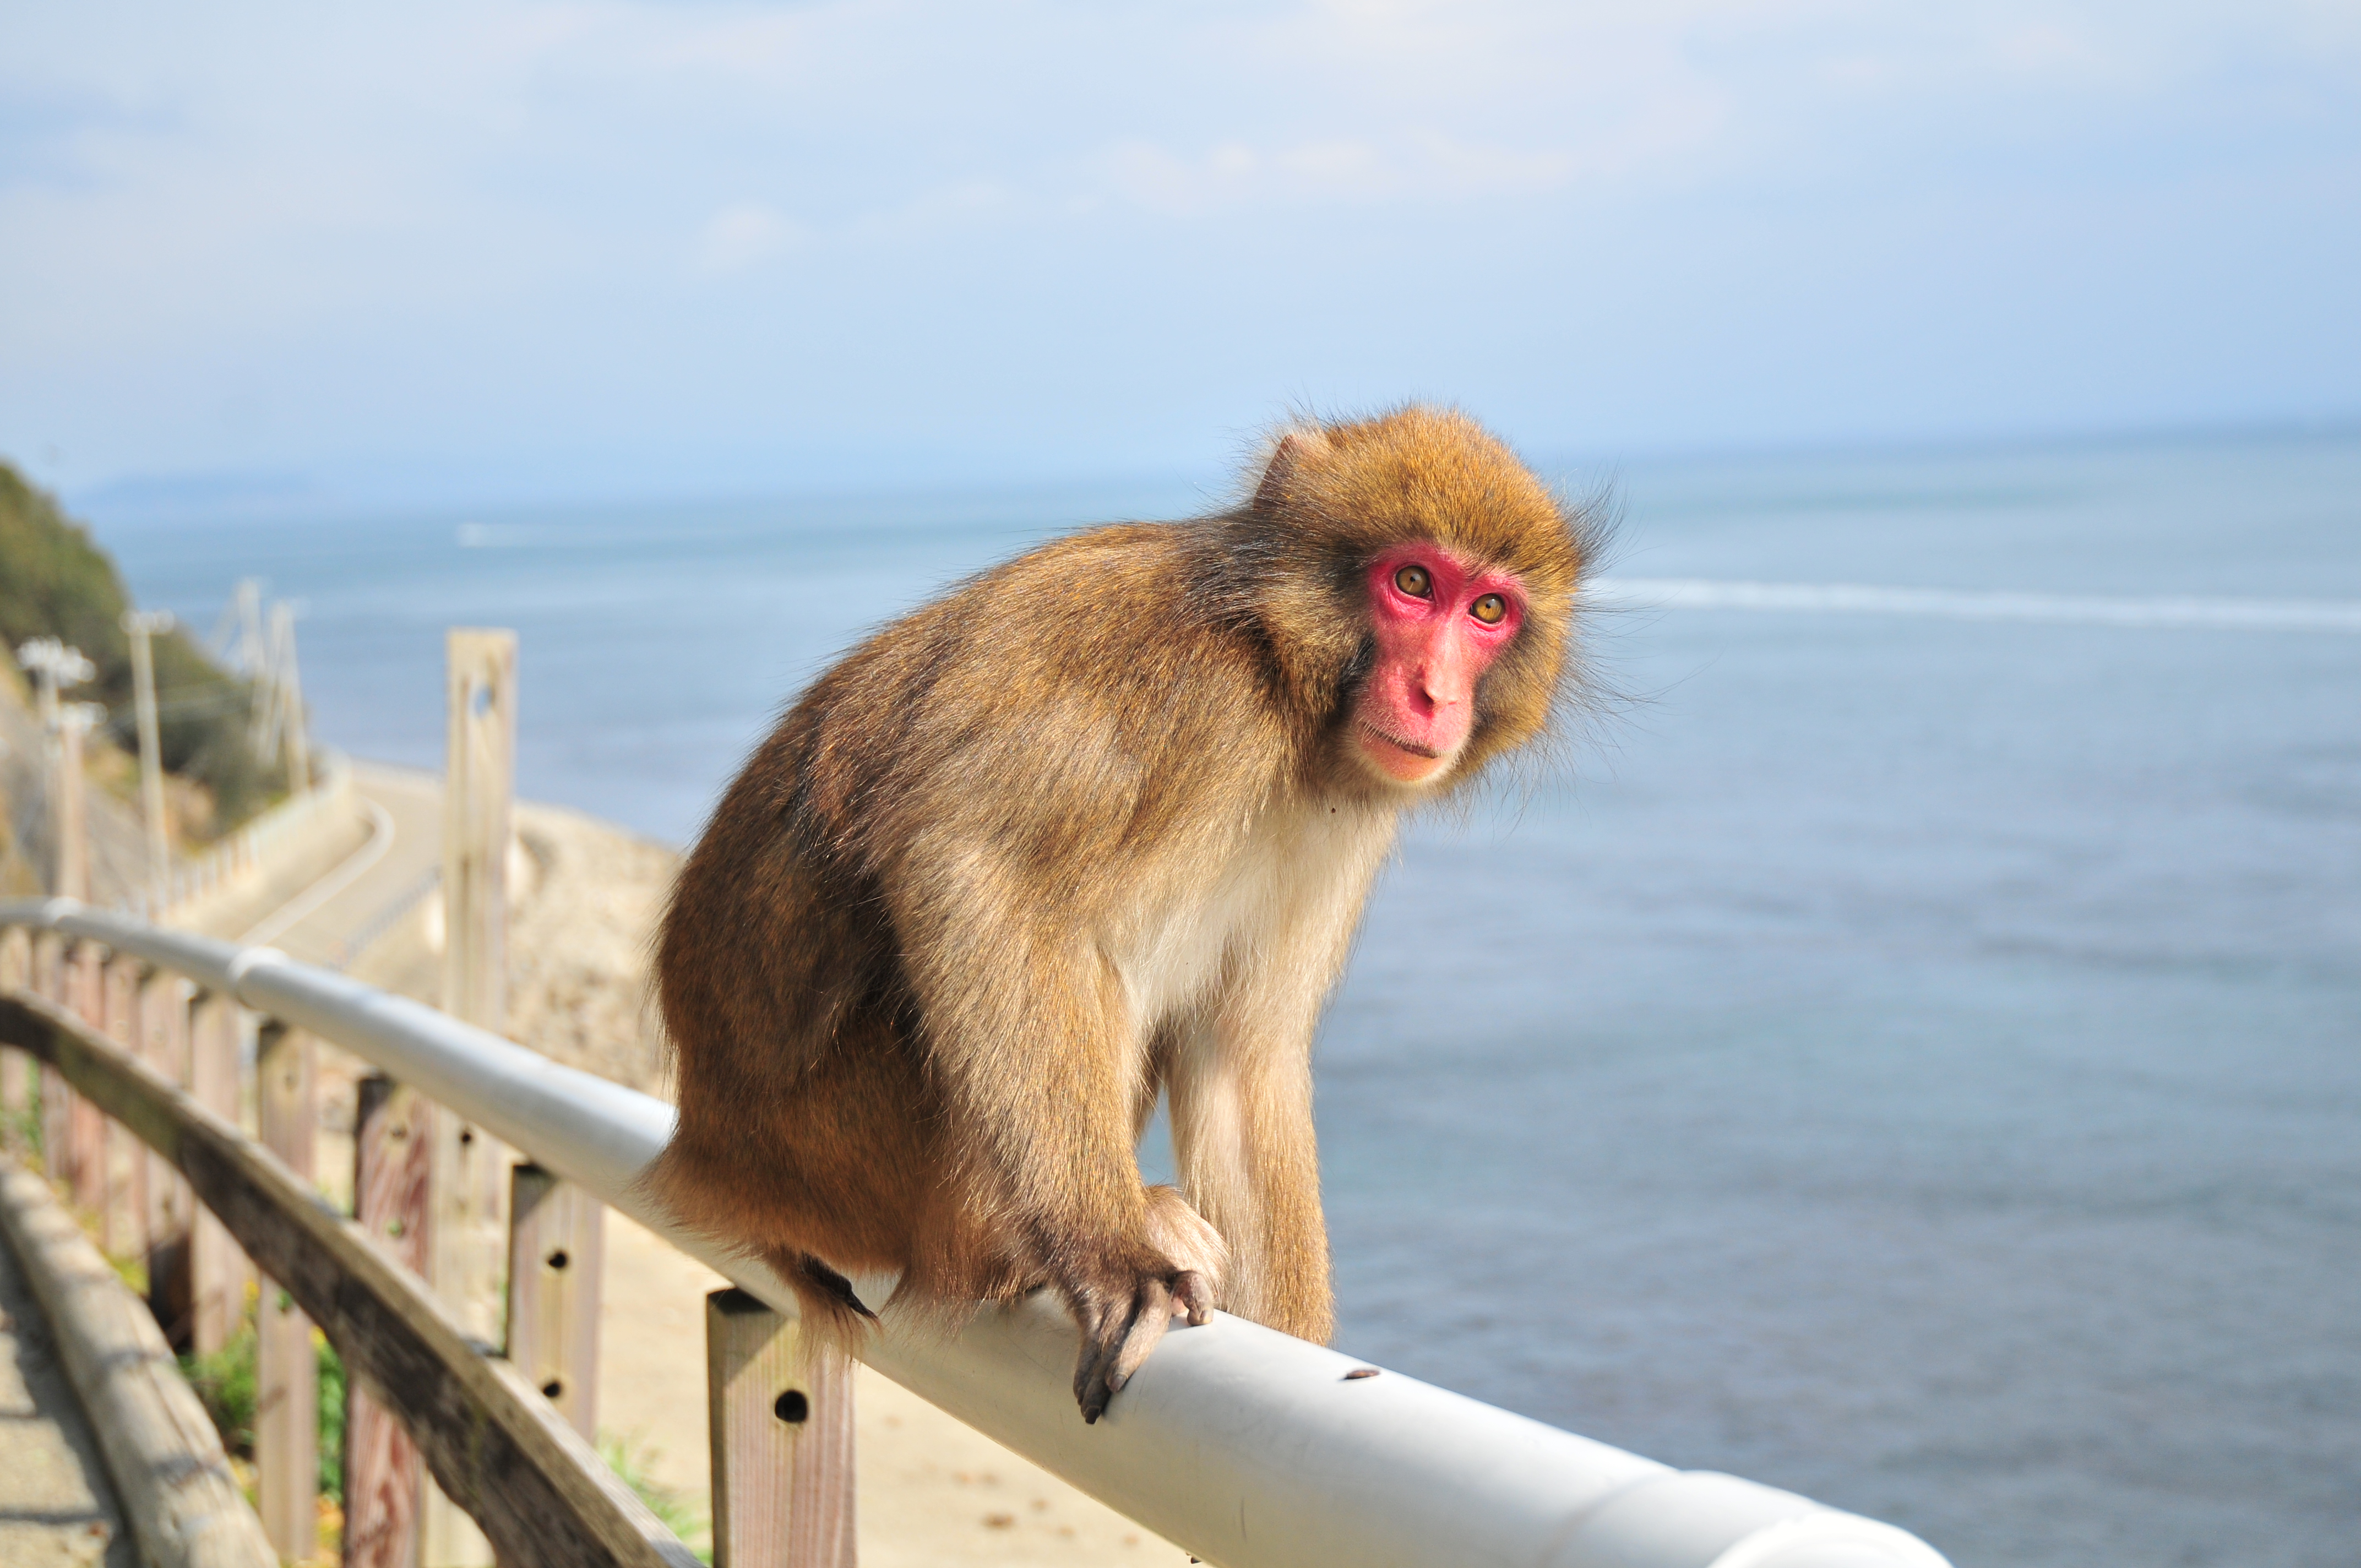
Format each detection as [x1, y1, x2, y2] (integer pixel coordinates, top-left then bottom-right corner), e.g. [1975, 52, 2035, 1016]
[0, 921, 701, 1568]
[0, 898, 1955, 1568]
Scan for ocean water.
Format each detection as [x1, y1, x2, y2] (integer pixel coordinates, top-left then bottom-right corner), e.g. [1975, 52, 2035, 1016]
[97, 431, 2361, 1565]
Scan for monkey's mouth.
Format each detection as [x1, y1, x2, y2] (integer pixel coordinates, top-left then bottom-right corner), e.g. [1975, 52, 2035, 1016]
[1357, 720, 1444, 761]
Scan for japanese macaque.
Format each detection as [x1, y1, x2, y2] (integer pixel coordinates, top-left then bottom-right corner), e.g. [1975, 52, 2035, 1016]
[650, 406, 1592, 1420]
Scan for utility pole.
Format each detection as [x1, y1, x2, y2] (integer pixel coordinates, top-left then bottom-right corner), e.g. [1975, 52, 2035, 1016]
[15, 639, 97, 897]
[54, 704, 101, 902]
[122, 611, 175, 900]
[235, 579, 274, 764]
[233, 579, 266, 676]
[268, 602, 310, 792]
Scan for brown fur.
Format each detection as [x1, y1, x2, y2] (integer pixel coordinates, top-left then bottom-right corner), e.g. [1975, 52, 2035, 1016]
[650, 405, 1591, 1417]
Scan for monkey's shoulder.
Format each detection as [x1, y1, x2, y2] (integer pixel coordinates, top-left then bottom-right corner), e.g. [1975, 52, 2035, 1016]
[828, 518, 1258, 698]
[976, 519, 1221, 615]
[767, 520, 1296, 846]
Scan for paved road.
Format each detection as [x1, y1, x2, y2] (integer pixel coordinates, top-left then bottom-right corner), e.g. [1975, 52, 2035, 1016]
[247, 761, 444, 970]
[177, 761, 446, 971]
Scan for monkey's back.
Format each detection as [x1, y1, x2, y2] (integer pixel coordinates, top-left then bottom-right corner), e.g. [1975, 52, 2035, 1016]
[649, 520, 1309, 1275]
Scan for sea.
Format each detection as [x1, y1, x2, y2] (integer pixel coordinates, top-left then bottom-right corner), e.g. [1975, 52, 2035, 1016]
[94, 429, 2361, 1566]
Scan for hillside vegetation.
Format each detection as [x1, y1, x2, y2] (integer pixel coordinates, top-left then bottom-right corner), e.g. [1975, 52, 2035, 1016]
[0, 461, 279, 832]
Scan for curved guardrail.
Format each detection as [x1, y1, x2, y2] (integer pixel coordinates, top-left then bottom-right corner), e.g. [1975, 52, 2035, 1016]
[0, 897, 1953, 1568]
[126, 749, 357, 924]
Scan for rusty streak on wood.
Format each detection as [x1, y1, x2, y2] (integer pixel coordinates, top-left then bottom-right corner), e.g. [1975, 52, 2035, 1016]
[346, 1072, 431, 1568]
[0, 986, 700, 1568]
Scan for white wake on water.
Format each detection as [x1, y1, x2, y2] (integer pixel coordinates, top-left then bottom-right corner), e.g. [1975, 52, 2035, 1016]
[1590, 578, 2361, 631]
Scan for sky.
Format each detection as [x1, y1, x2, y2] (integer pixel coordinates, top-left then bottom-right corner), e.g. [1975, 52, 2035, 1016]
[4, 1, 2358, 511]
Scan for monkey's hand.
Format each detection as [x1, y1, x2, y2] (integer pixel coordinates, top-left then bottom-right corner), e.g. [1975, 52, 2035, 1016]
[1070, 1253, 1219, 1424]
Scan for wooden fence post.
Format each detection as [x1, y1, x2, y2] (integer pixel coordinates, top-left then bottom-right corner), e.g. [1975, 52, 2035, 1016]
[255, 1020, 318, 1562]
[66, 942, 105, 1216]
[188, 988, 253, 1355]
[100, 954, 145, 1260]
[138, 967, 194, 1336]
[705, 1289, 856, 1568]
[424, 627, 518, 1568]
[0, 987, 701, 1568]
[37, 932, 70, 1183]
[442, 628, 514, 1055]
[44, 708, 100, 1202]
[346, 1072, 431, 1568]
[0, 926, 29, 1146]
[507, 1164, 603, 1439]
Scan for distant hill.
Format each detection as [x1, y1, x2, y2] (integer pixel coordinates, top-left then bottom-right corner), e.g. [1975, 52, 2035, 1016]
[0, 461, 279, 833]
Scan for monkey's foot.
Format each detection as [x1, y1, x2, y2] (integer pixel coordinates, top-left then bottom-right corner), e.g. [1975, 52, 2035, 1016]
[764, 1247, 880, 1341]
[1071, 1266, 1217, 1424]
[1141, 1185, 1227, 1307]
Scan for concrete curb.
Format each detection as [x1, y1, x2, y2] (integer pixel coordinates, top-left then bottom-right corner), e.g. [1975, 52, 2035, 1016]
[0, 1157, 274, 1568]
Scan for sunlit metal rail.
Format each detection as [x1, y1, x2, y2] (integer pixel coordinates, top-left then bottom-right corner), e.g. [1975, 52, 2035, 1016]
[0, 897, 1952, 1568]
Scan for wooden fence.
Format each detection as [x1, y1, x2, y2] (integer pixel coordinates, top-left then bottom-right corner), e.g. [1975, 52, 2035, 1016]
[0, 949, 712, 1568]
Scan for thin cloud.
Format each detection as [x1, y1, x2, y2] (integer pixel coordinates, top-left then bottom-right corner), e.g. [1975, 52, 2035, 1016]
[1, 0, 2354, 493]
[694, 200, 806, 275]
[1097, 133, 1590, 216]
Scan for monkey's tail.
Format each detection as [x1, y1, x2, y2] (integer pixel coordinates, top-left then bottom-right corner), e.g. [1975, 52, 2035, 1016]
[765, 1248, 882, 1349]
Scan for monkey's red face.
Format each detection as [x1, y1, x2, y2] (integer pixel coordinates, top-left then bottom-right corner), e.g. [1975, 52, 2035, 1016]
[1353, 545, 1525, 785]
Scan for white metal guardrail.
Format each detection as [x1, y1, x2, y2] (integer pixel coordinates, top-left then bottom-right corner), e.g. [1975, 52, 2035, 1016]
[0, 897, 1952, 1568]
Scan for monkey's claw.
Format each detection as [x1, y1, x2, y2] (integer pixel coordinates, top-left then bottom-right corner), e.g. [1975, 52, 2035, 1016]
[1074, 1267, 1214, 1423]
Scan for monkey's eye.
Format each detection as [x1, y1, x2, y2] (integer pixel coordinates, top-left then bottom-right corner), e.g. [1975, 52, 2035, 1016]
[1471, 593, 1507, 625]
[1394, 564, 1433, 598]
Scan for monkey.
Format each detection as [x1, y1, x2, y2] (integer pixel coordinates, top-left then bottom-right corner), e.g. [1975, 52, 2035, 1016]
[649, 405, 1592, 1421]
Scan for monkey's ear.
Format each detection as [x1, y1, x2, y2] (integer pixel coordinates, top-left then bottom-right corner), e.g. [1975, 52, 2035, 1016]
[1251, 428, 1332, 515]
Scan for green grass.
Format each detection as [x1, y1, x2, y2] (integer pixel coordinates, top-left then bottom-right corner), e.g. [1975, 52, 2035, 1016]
[178, 1325, 259, 1458]
[177, 1314, 348, 1502]
[599, 1433, 711, 1562]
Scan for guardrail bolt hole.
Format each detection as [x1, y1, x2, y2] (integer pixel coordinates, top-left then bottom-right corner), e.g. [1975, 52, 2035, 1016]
[546, 1249, 569, 1270]
[542, 1380, 563, 1400]
[774, 1390, 809, 1424]
[458, 1128, 475, 1146]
